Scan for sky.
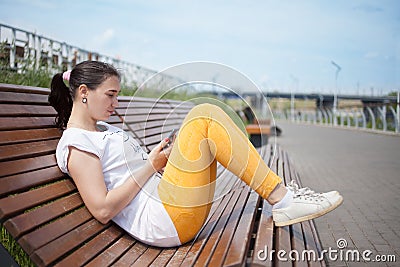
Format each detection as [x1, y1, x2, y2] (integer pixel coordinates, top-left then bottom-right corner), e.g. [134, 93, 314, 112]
[0, 0, 399, 95]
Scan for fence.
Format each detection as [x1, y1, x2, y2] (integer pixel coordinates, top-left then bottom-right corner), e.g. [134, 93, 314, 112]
[0, 23, 182, 91]
[273, 102, 400, 134]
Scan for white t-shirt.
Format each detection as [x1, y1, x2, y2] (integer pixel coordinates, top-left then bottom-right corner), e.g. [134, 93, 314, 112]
[56, 121, 181, 247]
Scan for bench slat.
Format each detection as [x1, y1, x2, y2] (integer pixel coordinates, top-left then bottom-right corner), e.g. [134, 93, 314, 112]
[291, 158, 325, 267]
[189, 187, 245, 266]
[286, 148, 325, 266]
[0, 154, 56, 178]
[0, 139, 58, 161]
[302, 221, 326, 267]
[291, 223, 309, 267]
[0, 117, 55, 130]
[148, 248, 177, 267]
[251, 145, 274, 267]
[4, 193, 83, 238]
[169, 187, 238, 266]
[124, 119, 185, 134]
[122, 113, 184, 124]
[0, 91, 49, 104]
[84, 233, 135, 267]
[106, 115, 123, 124]
[31, 219, 109, 267]
[19, 207, 92, 255]
[282, 149, 308, 267]
[0, 166, 64, 197]
[166, 100, 195, 109]
[273, 146, 292, 267]
[117, 107, 179, 116]
[118, 98, 171, 105]
[214, 168, 241, 200]
[133, 124, 177, 139]
[116, 101, 171, 109]
[0, 128, 60, 145]
[130, 247, 163, 267]
[0, 180, 76, 220]
[223, 190, 260, 266]
[251, 201, 274, 267]
[206, 187, 257, 267]
[0, 104, 56, 116]
[0, 83, 50, 94]
[275, 226, 292, 267]
[112, 242, 148, 266]
[55, 226, 124, 267]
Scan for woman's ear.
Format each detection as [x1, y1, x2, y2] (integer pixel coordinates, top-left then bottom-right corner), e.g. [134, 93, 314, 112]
[78, 84, 89, 99]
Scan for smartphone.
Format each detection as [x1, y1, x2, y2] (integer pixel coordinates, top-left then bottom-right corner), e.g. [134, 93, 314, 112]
[163, 129, 178, 149]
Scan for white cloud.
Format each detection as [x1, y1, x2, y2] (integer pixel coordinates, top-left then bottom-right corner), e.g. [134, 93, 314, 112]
[89, 28, 115, 52]
[364, 51, 380, 59]
[99, 28, 115, 43]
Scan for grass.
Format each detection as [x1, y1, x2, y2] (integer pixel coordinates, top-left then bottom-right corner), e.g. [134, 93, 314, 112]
[0, 64, 52, 88]
[1, 226, 34, 267]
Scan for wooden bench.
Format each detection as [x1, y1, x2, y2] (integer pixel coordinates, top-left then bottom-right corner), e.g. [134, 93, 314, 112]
[0, 83, 325, 266]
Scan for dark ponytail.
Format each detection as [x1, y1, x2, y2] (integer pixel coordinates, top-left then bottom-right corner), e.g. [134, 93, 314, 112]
[48, 73, 73, 130]
[48, 61, 120, 131]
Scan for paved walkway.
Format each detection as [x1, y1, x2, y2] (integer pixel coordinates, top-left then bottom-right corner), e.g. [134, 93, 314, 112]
[274, 121, 400, 267]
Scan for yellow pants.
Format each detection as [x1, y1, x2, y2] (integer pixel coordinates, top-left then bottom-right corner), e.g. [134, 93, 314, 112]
[158, 103, 282, 244]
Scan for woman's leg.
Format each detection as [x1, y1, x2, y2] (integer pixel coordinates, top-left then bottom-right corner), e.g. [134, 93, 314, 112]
[158, 103, 282, 244]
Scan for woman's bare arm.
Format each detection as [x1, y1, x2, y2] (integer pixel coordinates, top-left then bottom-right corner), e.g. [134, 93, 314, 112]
[67, 138, 172, 224]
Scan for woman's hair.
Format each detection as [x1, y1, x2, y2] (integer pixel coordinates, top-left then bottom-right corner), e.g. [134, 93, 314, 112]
[48, 61, 120, 130]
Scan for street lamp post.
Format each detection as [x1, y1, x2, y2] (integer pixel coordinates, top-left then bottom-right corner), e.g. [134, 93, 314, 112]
[290, 75, 299, 122]
[397, 91, 399, 133]
[331, 61, 341, 126]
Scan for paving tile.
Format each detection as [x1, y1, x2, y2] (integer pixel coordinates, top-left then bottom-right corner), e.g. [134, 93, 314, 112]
[276, 121, 400, 267]
[346, 262, 368, 267]
[373, 245, 395, 253]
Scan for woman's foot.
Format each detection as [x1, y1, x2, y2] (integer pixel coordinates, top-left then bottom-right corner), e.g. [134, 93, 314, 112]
[272, 181, 343, 227]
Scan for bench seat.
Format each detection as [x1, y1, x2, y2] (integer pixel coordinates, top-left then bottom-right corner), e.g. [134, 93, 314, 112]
[0, 83, 325, 266]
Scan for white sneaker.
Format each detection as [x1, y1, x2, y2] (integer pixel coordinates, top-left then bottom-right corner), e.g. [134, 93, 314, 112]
[286, 180, 339, 199]
[272, 181, 343, 227]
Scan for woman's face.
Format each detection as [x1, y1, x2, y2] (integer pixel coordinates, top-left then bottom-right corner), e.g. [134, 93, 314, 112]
[86, 75, 121, 121]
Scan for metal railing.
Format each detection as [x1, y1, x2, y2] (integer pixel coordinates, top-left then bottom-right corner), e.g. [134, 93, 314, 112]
[0, 23, 182, 90]
[274, 102, 400, 134]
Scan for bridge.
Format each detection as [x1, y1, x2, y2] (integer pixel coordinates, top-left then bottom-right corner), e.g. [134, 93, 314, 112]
[209, 90, 400, 133]
[222, 91, 398, 104]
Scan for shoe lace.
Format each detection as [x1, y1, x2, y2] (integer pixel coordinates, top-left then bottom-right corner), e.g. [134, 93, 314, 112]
[287, 180, 324, 201]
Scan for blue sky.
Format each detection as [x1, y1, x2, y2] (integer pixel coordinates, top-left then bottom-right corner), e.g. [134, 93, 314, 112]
[1, 0, 399, 95]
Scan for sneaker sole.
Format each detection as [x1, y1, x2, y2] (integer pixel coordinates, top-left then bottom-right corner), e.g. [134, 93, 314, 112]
[274, 195, 344, 227]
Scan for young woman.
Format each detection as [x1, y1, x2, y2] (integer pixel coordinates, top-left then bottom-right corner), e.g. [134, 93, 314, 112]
[49, 61, 342, 247]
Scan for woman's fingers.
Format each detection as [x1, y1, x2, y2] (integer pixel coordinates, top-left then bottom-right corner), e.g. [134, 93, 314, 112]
[147, 138, 174, 171]
[158, 138, 170, 151]
[163, 138, 175, 156]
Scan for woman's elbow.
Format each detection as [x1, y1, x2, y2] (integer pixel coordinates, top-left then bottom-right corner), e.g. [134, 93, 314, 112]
[93, 208, 113, 224]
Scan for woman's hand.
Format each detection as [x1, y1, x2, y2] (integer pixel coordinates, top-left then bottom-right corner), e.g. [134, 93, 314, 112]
[147, 138, 174, 172]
